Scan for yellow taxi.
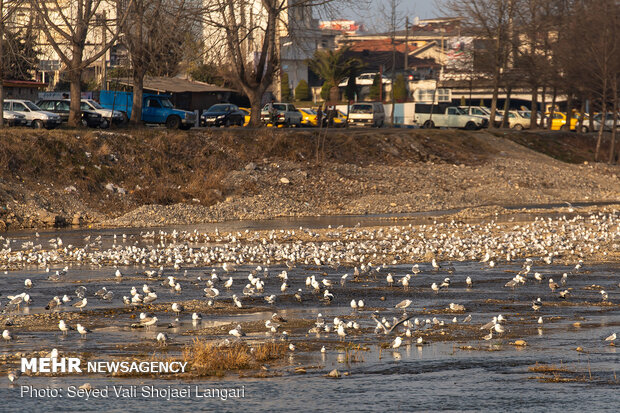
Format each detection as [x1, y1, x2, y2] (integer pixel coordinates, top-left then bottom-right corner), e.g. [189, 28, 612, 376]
[332, 110, 348, 127]
[299, 108, 319, 127]
[238, 107, 251, 126]
[545, 111, 585, 131]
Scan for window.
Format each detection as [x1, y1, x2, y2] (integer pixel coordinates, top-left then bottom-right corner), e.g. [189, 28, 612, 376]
[81, 102, 91, 111]
[87, 100, 103, 109]
[2, 102, 9, 110]
[14, 103, 27, 111]
[208, 104, 231, 113]
[447, 107, 458, 115]
[38, 101, 51, 110]
[57, 101, 70, 111]
[147, 99, 161, 108]
[417, 88, 450, 103]
[437, 88, 451, 102]
[416, 89, 435, 103]
[25, 101, 40, 111]
[351, 104, 373, 114]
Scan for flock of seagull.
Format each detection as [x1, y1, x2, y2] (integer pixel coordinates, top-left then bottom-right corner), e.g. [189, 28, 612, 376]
[1, 211, 619, 383]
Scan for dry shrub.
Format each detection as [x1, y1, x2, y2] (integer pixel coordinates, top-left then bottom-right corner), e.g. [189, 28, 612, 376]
[253, 341, 286, 362]
[528, 362, 570, 373]
[182, 339, 287, 376]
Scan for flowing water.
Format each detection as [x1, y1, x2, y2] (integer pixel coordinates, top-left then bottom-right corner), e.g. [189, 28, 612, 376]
[0, 214, 619, 411]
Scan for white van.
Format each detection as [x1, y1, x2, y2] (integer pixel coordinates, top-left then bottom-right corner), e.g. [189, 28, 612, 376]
[3, 99, 62, 129]
[347, 102, 385, 127]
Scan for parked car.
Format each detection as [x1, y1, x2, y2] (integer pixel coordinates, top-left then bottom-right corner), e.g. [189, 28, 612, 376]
[347, 102, 385, 127]
[238, 107, 251, 126]
[299, 108, 319, 127]
[36, 99, 103, 128]
[2, 109, 27, 127]
[330, 109, 348, 127]
[339, 73, 391, 87]
[99, 91, 196, 129]
[260, 103, 302, 127]
[591, 112, 619, 132]
[3, 99, 62, 129]
[517, 110, 543, 127]
[458, 106, 493, 128]
[544, 111, 585, 131]
[497, 110, 530, 130]
[201, 103, 245, 127]
[414, 104, 484, 130]
[80, 99, 126, 126]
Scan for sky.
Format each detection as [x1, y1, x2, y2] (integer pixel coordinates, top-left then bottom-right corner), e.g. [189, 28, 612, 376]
[338, 0, 440, 32]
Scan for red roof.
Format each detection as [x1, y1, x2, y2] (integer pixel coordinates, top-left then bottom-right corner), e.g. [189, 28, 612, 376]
[348, 39, 416, 54]
[4, 80, 46, 88]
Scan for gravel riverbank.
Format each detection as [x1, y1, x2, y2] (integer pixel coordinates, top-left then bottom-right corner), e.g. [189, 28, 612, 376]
[0, 128, 618, 230]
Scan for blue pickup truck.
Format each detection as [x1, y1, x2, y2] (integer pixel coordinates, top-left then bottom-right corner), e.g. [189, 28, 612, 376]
[99, 91, 197, 129]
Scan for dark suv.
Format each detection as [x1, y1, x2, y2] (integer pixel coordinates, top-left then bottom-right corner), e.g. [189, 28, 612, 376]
[35, 99, 103, 128]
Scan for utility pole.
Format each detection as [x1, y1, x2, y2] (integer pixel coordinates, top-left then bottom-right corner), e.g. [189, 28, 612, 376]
[404, 17, 408, 73]
[99, 11, 107, 90]
[379, 65, 383, 102]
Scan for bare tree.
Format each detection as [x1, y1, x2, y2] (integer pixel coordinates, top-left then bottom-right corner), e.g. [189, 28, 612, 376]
[512, 0, 559, 130]
[121, 0, 197, 125]
[444, 0, 516, 129]
[379, 0, 404, 124]
[0, 0, 25, 128]
[30, 0, 133, 127]
[201, 0, 348, 126]
[579, 0, 619, 161]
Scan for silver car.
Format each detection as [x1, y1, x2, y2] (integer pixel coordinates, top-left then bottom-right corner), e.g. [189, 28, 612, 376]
[3, 99, 62, 129]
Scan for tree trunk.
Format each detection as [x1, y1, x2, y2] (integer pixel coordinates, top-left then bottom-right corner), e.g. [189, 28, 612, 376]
[530, 85, 538, 130]
[0, 6, 4, 129]
[247, 89, 263, 127]
[588, 95, 594, 132]
[595, 88, 607, 161]
[564, 90, 571, 131]
[329, 86, 339, 105]
[129, 2, 144, 127]
[550, 87, 558, 130]
[130, 68, 145, 125]
[0, 81, 3, 129]
[501, 86, 512, 128]
[608, 78, 618, 164]
[69, 71, 83, 127]
[541, 84, 546, 118]
[578, 98, 586, 133]
[489, 70, 500, 130]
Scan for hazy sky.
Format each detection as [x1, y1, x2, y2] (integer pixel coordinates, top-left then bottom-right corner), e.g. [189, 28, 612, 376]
[339, 0, 440, 31]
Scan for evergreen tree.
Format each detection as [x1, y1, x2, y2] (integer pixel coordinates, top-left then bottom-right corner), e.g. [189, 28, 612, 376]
[280, 72, 292, 102]
[345, 75, 357, 102]
[294, 79, 310, 101]
[369, 74, 382, 101]
[393, 74, 407, 102]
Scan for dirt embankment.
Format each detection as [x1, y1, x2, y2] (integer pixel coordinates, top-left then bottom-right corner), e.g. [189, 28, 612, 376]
[0, 127, 618, 231]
